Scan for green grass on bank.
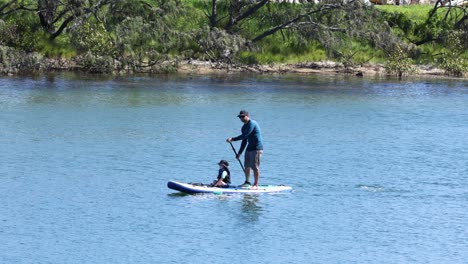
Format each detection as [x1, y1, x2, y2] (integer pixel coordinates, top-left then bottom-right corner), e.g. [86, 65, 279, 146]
[376, 4, 434, 23]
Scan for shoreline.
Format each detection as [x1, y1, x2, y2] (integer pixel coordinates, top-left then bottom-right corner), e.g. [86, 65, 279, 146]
[1, 55, 466, 79]
[177, 60, 466, 79]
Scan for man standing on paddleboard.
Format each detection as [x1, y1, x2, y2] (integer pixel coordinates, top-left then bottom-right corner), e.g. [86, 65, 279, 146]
[227, 110, 263, 189]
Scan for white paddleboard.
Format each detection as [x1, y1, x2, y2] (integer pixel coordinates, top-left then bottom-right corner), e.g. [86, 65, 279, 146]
[167, 180, 292, 194]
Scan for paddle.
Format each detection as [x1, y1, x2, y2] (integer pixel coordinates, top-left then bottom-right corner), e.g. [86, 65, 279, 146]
[229, 141, 245, 173]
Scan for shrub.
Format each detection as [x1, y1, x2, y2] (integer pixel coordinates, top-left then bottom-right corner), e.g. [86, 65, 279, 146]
[71, 21, 113, 56]
[385, 44, 418, 77]
[0, 45, 43, 73]
[439, 31, 468, 77]
[78, 52, 114, 73]
[194, 27, 247, 64]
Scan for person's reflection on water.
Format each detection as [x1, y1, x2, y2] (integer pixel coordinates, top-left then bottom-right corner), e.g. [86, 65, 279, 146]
[240, 194, 263, 222]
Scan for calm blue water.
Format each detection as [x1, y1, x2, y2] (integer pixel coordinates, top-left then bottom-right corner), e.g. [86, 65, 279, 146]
[1, 73, 467, 263]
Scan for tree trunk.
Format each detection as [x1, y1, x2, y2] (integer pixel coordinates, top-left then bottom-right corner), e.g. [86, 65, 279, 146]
[210, 0, 217, 28]
[38, 0, 58, 33]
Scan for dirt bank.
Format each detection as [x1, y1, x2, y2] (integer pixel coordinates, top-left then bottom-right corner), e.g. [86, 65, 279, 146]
[177, 60, 461, 78]
[0, 47, 465, 78]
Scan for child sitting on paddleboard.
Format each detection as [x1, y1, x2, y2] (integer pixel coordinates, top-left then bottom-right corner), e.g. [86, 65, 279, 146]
[211, 160, 231, 187]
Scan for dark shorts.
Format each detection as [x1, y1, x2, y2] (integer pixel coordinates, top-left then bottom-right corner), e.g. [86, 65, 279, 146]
[244, 150, 262, 170]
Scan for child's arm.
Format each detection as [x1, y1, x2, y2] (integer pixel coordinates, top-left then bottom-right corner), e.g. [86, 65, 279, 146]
[213, 178, 223, 186]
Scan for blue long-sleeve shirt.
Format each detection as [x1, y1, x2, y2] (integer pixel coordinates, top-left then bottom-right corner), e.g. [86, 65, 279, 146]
[233, 119, 263, 155]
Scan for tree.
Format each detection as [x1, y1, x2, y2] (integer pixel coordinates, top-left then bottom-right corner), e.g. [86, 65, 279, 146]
[38, 0, 113, 40]
[427, 0, 467, 30]
[204, 0, 398, 63]
[404, 0, 467, 46]
[0, 0, 112, 40]
[84, 0, 191, 72]
[206, 0, 390, 42]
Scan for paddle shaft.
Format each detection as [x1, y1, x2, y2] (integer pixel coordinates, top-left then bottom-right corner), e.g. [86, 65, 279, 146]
[229, 141, 245, 172]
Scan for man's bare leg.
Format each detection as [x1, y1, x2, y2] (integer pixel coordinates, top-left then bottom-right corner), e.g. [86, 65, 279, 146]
[251, 169, 260, 189]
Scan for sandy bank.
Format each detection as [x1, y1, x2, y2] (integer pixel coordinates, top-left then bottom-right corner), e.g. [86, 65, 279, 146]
[1, 52, 466, 79]
[177, 60, 464, 78]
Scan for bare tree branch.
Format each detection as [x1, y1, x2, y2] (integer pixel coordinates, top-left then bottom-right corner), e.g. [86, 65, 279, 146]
[50, 14, 75, 39]
[0, 0, 37, 16]
[225, 0, 269, 31]
[36, 0, 112, 39]
[0, 0, 17, 15]
[454, 13, 467, 28]
[252, 3, 343, 42]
